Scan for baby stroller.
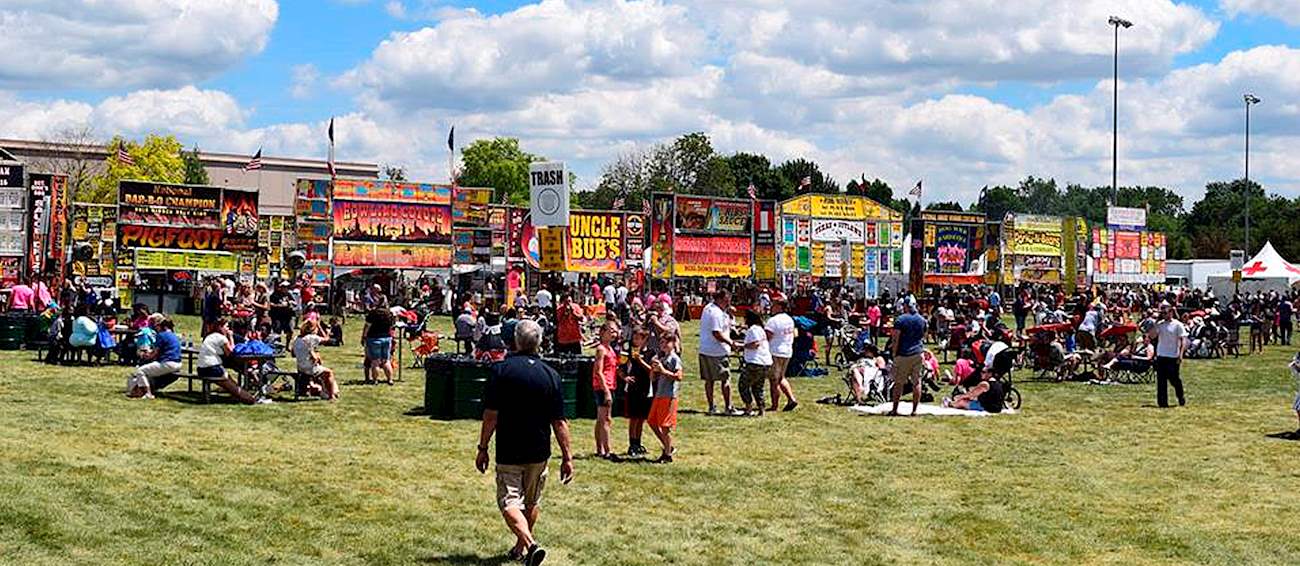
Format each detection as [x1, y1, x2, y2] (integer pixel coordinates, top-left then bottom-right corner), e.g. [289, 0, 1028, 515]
[787, 316, 827, 377]
[832, 325, 874, 369]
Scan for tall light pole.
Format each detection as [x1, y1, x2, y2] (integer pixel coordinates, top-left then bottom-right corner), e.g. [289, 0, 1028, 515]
[1244, 93, 1261, 253]
[1108, 16, 1132, 206]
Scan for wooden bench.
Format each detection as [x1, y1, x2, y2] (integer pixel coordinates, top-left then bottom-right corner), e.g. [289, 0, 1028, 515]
[263, 369, 321, 401]
[179, 372, 226, 404]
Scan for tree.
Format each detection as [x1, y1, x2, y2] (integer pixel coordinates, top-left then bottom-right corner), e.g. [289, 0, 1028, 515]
[971, 184, 1024, 221]
[775, 158, 839, 195]
[926, 201, 964, 212]
[380, 164, 407, 181]
[724, 152, 784, 200]
[457, 137, 542, 205]
[29, 124, 104, 200]
[181, 146, 209, 185]
[694, 156, 737, 197]
[88, 134, 185, 203]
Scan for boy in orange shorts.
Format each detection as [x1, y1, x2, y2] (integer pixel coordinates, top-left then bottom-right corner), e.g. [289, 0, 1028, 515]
[648, 333, 682, 463]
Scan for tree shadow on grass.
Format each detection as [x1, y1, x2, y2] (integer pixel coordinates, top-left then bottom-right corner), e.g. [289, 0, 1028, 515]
[156, 391, 244, 405]
[1264, 430, 1300, 441]
[420, 553, 509, 565]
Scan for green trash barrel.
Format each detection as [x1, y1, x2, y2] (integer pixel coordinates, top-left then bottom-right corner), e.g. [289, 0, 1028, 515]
[452, 360, 492, 419]
[0, 315, 25, 350]
[547, 355, 595, 419]
[424, 354, 458, 419]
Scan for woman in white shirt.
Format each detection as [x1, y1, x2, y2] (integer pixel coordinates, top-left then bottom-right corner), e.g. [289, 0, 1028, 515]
[198, 318, 265, 405]
[740, 310, 772, 416]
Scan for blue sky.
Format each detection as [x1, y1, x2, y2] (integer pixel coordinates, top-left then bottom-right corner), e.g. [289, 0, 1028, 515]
[2, 0, 1299, 202]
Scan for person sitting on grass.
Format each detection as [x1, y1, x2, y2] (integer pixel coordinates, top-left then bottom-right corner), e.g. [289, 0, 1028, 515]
[126, 318, 183, 399]
[946, 360, 1005, 414]
[293, 319, 338, 401]
[846, 344, 888, 405]
[647, 333, 682, 463]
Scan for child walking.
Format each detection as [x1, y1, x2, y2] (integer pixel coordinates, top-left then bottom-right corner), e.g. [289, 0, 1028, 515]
[648, 333, 682, 463]
[623, 326, 654, 457]
[591, 321, 619, 459]
[740, 310, 771, 416]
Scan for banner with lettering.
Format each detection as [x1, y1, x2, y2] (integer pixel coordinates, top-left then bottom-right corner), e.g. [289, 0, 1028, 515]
[650, 193, 673, 278]
[332, 200, 452, 245]
[117, 224, 226, 251]
[708, 200, 751, 233]
[118, 181, 221, 227]
[333, 241, 452, 268]
[673, 235, 752, 277]
[624, 213, 645, 268]
[453, 187, 493, 227]
[334, 179, 451, 204]
[675, 197, 711, 231]
[566, 211, 624, 273]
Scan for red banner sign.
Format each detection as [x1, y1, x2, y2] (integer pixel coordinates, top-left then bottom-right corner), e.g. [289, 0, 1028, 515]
[117, 225, 225, 251]
[673, 235, 751, 277]
[333, 242, 452, 268]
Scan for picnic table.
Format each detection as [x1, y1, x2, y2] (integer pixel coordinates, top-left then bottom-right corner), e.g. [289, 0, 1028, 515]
[1031, 322, 1075, 335]
[1100, 324, 1138, 339]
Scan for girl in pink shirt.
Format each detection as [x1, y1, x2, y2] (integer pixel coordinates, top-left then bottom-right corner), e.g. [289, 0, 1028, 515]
[591, 321, 620, 459]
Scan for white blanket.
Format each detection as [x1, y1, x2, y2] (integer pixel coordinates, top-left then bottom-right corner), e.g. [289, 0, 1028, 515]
[850, 403, 1017, 417]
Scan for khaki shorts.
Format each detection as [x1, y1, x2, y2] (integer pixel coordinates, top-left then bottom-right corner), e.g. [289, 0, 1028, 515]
[495, 462, 548, 511]
[893, 354, 924, 389]
[770, 356, 790, 383]
[699, 354, 730, 383]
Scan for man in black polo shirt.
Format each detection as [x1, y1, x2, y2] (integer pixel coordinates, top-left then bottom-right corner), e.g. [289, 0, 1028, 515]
[476, 319, 573, 566]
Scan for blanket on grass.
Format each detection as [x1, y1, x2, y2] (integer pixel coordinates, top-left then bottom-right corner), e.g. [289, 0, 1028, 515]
[850, 403, 1017, 417]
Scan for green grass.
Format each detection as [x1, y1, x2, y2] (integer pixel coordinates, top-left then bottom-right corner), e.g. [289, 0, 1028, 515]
[1, 315, 1299, 565]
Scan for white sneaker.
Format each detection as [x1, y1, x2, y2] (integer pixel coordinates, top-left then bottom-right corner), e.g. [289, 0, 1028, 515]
[255, 397, 275, 405]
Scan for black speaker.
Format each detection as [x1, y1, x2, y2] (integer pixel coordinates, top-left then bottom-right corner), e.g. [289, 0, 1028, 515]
[72, 243, 95, 262]
[286, 250, 307, 270]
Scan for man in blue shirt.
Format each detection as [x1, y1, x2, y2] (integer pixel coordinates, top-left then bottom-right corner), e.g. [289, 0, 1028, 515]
[126, 318, 183, 399]
[889, 299, 929, 416]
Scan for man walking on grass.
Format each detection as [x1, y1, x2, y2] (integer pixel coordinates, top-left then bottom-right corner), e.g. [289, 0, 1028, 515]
[889, 298, 928, 416]
[476, 320, 574, 566]
[699, 289, 738, 415]
[1149, 303, 1187, 408]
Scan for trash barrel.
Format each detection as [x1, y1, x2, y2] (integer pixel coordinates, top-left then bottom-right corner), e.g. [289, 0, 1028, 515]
[0, 314, 25, 350]
[24, 313, 49, 348]
[543, 356, 584, 419]
[452, 359, 492, 419]
[424, 354, 458, 419]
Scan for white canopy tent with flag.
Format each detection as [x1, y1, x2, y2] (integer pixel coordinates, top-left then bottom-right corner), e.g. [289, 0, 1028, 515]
[1207, 241, 1300, 296]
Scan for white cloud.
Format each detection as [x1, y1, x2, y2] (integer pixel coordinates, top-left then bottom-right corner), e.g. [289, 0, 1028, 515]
[342, 0, 707, 111]
[1221, 0, 1300, 26]
[384, 1, 406, 18]
[0, 0, 279, 90]
[289, 64, 320, 100]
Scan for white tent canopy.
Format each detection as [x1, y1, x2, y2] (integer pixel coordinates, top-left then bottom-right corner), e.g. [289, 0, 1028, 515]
[1207, 241, 1300, 295]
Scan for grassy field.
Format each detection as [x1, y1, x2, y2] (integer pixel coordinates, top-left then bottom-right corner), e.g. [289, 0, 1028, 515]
[1, 315, 1299, 565]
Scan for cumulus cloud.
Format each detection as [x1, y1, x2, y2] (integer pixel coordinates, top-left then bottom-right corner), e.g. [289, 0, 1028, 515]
[289, 64, 320, 100]
[1221, 0, 1300, 26]
[0, 0, 279, 90]
[342, 0, 707, 111]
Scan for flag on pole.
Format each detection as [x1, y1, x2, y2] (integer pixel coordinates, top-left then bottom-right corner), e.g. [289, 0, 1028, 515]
[910, 179, 923, 198]
[799, 176, 812, 191]
[447, 125, 456, 186]
[642, 198, 651, 216]
[747, 182, 757, 200]
[327, 117, 336, 179]
[242, 148, 263, 172]
[613, 194, 625, 209]
[115, 142, 135, 166]
[447, 126, 455, 152]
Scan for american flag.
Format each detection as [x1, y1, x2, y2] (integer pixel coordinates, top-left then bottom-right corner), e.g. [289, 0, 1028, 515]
[613, 194, 625, 209]
[115, 143, 135, 166]
[242, 148, 263, 172]
[327, 118, 336, 179]
[642, 198, 651, 216]
[747, 182, 757, 200]
[910, 179, 923, 198]
[799, 176, 812, 190]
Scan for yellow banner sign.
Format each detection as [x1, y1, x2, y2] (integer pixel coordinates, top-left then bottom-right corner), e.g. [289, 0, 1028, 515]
[134, 249, 237, 272]
[539, 227, 566, 271]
